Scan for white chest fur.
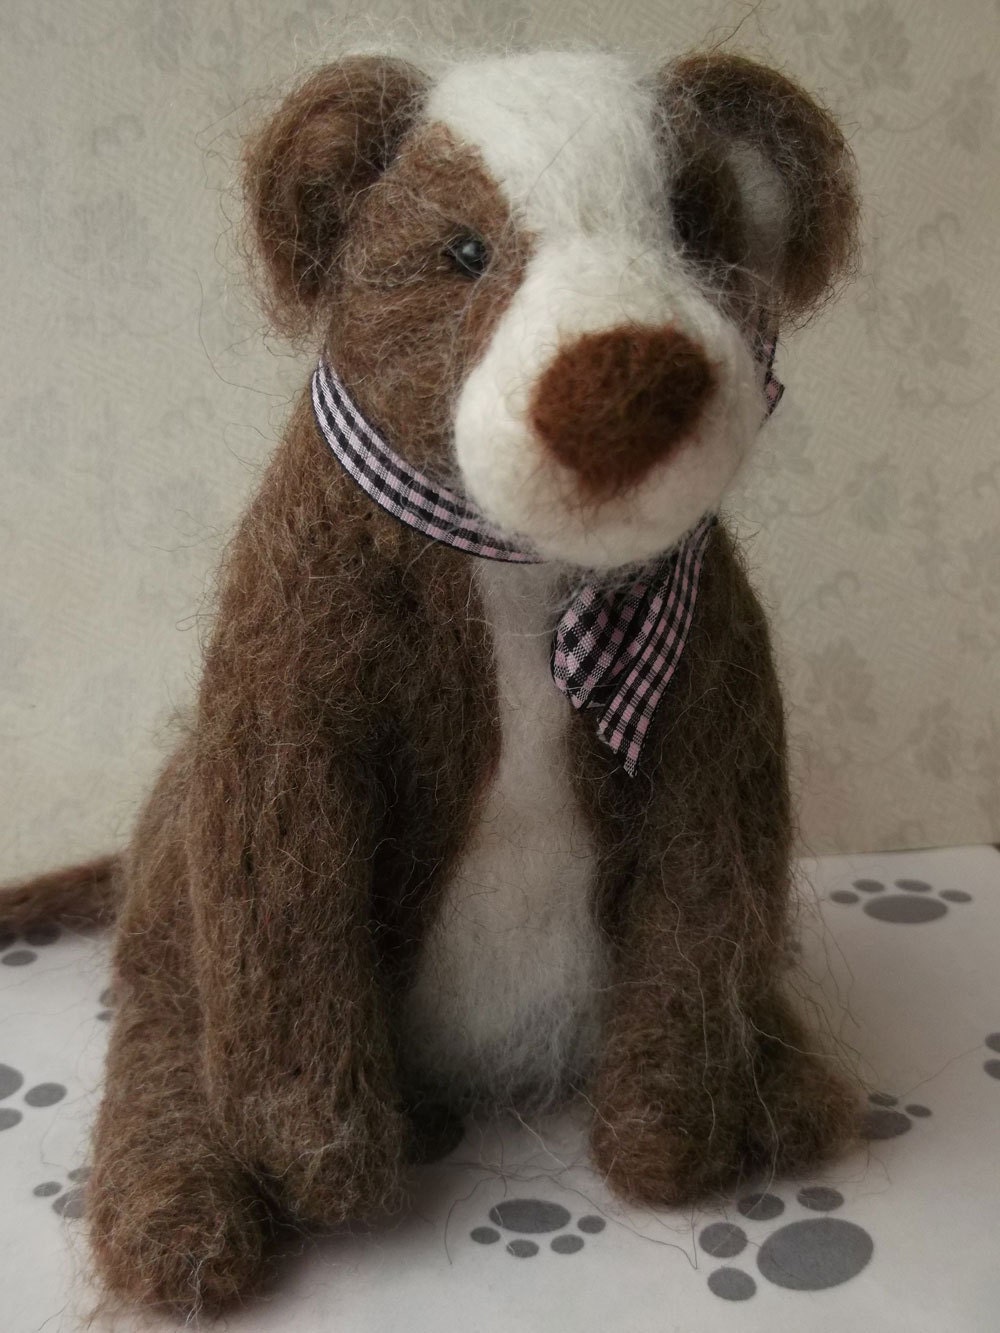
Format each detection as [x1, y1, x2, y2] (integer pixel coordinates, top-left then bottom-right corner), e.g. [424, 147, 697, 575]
[401, 561, 604, 1108]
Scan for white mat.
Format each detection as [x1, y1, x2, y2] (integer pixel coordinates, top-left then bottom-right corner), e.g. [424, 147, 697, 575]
[1, 845, 998, 1331]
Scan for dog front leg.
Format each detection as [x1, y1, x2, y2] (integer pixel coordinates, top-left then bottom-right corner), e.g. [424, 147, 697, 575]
[88, 760, 274, 1317]
[187, 733, 409, 1228]
[589, 837, 859, 1207]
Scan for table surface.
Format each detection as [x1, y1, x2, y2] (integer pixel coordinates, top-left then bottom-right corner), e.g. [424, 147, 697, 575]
[1, 844, 997, 1332]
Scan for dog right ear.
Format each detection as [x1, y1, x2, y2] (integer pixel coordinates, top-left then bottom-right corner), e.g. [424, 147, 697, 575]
[244, 56, 427, 336]
[662, 53, 860, 323]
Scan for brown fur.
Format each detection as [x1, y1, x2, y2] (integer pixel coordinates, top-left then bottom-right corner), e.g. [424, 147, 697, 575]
[245, 56, 429, 337]
[575, 528, 857, 1202]
[669, 133, 747, 274]
[326, 123, 534, 473]
[0, 51, 864, 1318]
[0, 855, 119, 930]
[665, 53, 860, 322]
[530, 326, 715, 501]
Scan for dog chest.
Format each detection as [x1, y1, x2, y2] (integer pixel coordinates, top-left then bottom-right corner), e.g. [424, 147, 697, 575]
[400, 560, 604, 1106]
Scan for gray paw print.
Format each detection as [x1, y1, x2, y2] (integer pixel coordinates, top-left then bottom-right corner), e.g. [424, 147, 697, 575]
[0, 924, 61, 967]
[471, 1198, 606, 1257]
[830, 877, 971, 923]
[984, 1033, 1000, 1081]
[96, 985, 115, 1021]
[0, 1062, 67, 1130]
[33, 1166, 89, 1219]
[701, 1186, 873, 1300]
[861, 1090, 932, 1139]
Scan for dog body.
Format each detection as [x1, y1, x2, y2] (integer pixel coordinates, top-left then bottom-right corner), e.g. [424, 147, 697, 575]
[2, 48, 862, 1316]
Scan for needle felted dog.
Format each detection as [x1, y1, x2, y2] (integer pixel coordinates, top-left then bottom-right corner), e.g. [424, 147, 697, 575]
[1, 48, 861, 1316]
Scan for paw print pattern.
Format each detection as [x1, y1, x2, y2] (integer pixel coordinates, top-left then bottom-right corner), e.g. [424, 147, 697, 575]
[861, 1090, 932, 1140]
[830, 877, 971, 924]
[470, 1198, 606, 1258]
[701, 1186, 873, 1300]
[33, 1166, 88, 1219]
[984, 1033, 1000, 1081]
[96, 985, 115, 1022]
[0, 924, 61, 967]
[0, 1062, 67, 1130]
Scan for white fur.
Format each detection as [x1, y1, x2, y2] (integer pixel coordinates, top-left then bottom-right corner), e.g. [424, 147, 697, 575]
[401, 560, 604, 1106]
[426, 51, 767, 569]
[727, 141, 789, 280]
[427, 52, 667, 239]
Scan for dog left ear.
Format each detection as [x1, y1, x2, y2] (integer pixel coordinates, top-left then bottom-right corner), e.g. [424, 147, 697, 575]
[663, 53, 860, 322]
[243, 56, 428, 337]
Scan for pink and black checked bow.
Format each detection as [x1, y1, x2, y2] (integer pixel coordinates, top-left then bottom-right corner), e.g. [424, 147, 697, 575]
[311, 329, 782, 776]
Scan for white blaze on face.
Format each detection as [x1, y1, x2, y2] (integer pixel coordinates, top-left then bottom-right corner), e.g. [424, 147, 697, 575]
[426, 51, 766, 569]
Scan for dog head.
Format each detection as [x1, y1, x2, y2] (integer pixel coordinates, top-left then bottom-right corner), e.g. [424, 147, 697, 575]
[246, 50, 858, 569]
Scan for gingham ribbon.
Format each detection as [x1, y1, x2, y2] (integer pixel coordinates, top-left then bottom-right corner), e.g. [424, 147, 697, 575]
[311, 331, 782, 776]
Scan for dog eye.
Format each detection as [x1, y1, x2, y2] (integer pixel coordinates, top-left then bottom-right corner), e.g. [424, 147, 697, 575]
[443, 232, 490, 278]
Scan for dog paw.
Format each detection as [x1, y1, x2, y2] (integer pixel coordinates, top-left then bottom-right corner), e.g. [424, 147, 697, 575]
[88, 1155, 270, 1315]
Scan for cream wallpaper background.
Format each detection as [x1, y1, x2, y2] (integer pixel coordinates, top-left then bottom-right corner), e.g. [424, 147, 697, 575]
[1, 0, 997, 874]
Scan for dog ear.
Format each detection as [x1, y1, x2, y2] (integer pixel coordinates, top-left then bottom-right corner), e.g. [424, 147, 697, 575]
[244, 56, 427, 336]
[663, 53, 860, 322]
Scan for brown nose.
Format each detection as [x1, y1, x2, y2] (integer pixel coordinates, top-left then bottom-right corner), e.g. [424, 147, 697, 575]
[528, 325, 715, 502]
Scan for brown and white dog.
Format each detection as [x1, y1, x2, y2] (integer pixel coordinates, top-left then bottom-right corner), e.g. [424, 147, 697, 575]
[1, 49, 860, 1316]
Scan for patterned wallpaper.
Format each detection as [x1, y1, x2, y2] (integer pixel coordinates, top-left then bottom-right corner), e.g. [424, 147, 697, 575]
[1, 0, 997, 873]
